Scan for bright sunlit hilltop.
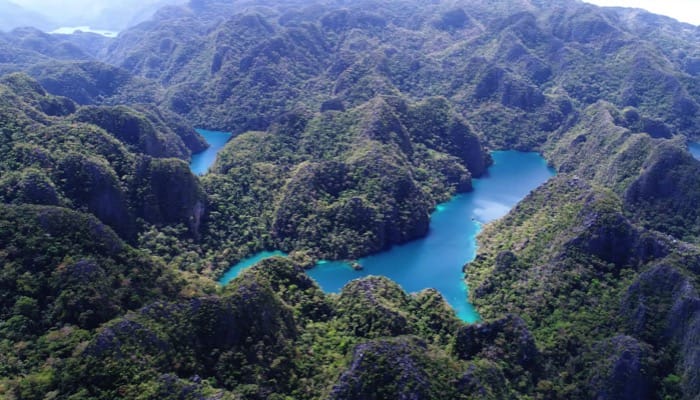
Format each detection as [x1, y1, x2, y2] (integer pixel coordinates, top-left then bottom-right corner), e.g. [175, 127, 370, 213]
[585, 0, 700, 25]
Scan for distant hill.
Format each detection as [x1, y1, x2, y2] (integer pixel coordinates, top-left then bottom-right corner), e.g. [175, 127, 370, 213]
[0, 0, 55, 31]
[91, 0, 700, 151]
[4, 0, 187, 32]
[91, 0, 189, 30]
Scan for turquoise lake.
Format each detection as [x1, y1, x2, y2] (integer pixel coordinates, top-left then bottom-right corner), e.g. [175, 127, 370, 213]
[689, 142, 700, 160]
[214, 151, 555, 323]
[190, 129, 232, 175]
[218, 250, 287, 284]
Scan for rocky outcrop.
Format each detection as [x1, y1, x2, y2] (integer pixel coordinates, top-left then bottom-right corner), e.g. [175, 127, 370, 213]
[474, 67, 545, 111]
[456, 359, 510, 400]
[0, 168, 60, 206]
[624, 143, 700, 240]
[28, 61, 152, 106]
[621, 263, 700, 398]
[433, 8, 472, 31]
[622, 264, 694, 340]
[464, 174, 690, 398]
[672, 296, 700, 399]
[587, 335, 654, 400]
[82, 266, 299, 398]
[131, 157, 207, 237]
[272, 153, 431, 259]
[0, 204, 175, 338]
[56, 152, 135, 239]
[335, 277, 413, 339]
[406, 97, 490, 178]
[74, 105, 192, 160]
[131, 103, 209, 154]
[330, 336, 457, 400]
[359, 97, 413, 156]
[236, 257, 334, 322]
[566, 194, 669, 268]
[454, 314, 539, 376]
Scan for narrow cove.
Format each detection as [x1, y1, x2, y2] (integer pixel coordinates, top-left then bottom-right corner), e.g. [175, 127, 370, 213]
[190, 131, 554, 323]
[689, 142, 700, 160]
[190, 129, 233, 175]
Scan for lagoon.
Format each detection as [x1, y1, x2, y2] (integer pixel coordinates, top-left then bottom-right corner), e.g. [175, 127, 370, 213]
[190, 129, 233, 176]
[50, 26, 119, 37]
[689, 142, 700, 160]
[216, 151, 554, 323]
[307, 151, 554, 322]
[218, 250, 287, 285]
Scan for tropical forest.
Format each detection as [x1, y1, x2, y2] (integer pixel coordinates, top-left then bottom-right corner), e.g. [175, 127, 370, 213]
[0, 0, 700, 399]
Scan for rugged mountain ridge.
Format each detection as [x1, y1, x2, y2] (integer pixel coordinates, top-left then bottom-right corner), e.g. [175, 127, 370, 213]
[81, 0, 699, 150]
[202, 94, 489, 262]
[0, 73, 207, 241]
[465, 98, 700, 398]
[466, 172, 700, 399]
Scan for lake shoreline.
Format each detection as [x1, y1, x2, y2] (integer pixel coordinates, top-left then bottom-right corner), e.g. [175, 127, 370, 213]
[195, 144, 554, 323]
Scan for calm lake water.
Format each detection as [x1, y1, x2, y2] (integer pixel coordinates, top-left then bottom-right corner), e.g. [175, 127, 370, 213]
[190, 129, 232, 176]
[218, 251, 287, 284]
[215, 151, 554, 323]
[689, 142, 700, 160]
[50, 26, 119, 37]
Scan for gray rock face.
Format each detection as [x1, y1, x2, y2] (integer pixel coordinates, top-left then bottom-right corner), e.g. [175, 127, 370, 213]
[133, 157, 206, 234]
[329, 337, 433, 400]
[622, 264, 692, 339]
[74, 105, 192, 160]
[589, 335, 653, 400]
[567, 197, 669, 269]
[621, 263, 700, 398]
[624, 144, 700, 240]
[456, 360, 510, 400]
[335, 277, 412, 339]
[56, 152, 135, 239]
[454, 314, 538, 373]
[670, 296, 700, 399]
[447, 119, 490, 177]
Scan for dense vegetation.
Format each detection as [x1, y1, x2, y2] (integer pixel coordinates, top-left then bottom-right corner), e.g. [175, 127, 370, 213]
[0, 73, 208, 241]
[96, 0, 700, 148]
[201, 95, 489, 263]
[1, 0, 700, 399]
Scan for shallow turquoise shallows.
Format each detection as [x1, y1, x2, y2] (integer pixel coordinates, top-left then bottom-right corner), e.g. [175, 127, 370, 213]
[689, 142, 700, 160]
[190, 129, 232, 175]
[218, 151, 555, 323]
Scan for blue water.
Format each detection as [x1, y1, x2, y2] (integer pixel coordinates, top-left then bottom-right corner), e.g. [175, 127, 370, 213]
[219, 151, 555, 323]
[219, 251, 287, 285]
[689, 142, 700, 160]
[190, 129, 232, 175]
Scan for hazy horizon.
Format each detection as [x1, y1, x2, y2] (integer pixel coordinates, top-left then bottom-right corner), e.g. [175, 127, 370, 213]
[4, 0, 186, 31]
[584, 0, 700, 25]
[0, 0, 698, 33]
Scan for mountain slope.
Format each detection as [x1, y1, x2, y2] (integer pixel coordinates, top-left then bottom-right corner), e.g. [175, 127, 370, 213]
[467, 174, 700, 398]
[88, 0, 699, 152]
[201, 94, 489, 264]
[0, 73, 207, 240]
[1, 0, 700, 399]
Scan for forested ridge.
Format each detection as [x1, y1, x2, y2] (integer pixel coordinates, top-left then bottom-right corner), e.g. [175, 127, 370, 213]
[1, 0, 700, 398]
